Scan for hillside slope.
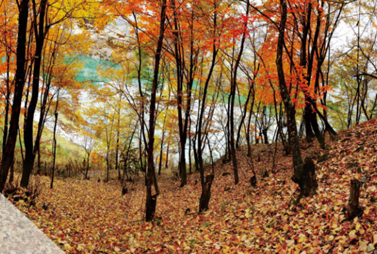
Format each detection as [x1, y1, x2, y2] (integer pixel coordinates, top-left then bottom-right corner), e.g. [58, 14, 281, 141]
[10, 118, 377, 253]
[0, 116, 86, 172]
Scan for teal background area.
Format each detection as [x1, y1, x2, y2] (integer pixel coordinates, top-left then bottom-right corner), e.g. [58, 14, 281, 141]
[70, 55, 119, 83]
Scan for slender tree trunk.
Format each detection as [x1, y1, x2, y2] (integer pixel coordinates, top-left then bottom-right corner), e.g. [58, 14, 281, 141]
[146, 0, 166, 221]
[158, 113, 167, 175]
[188, 119, 192, 175]
[246, 90, 255, 157]
[21, 0, 48, 188]
[192, 138, 198, 172]
[236, 86, 253, 148]
[2, 49, 11, 157]
[50, 91, 60, 189]
[85, 152, 90, 180]
[106, 148, 110, 182]
[231, 19, 250, 181]
[206, 136, 214, 175]
[165, 143, 169, 169]
[197, 0, 219, 213]
[116, 116, 120, 180]
[0, 0, 30, 193]
[37, 149, 41, 175]
[139, 129, 144, 172]
[276, 0, 317, 198]
[198, 13, 218, 188]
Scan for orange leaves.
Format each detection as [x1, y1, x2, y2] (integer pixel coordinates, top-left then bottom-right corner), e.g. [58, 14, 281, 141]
[9, 115, 377, 253]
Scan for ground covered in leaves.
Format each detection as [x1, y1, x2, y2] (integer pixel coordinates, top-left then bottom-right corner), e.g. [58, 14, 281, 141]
[10, 119, 377, 253]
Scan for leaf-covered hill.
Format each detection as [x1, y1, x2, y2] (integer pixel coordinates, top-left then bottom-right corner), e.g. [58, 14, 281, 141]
[11, 118, 377, 253]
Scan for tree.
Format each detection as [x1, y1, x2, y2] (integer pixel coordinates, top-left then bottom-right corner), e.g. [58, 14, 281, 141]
[0, 0, 30, 193]
[145, 0, 167, 222]
[275, 0, 317, 198]
[21, 0, 91, 188]
[0, 0, 17, 158]
[81, 128, 96, 180]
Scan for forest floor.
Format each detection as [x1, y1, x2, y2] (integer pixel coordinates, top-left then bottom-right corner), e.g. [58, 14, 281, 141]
[8, 118, 377, 253]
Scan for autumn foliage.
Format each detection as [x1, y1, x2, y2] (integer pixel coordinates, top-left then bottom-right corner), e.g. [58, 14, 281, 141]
[1, 0, 377, 253]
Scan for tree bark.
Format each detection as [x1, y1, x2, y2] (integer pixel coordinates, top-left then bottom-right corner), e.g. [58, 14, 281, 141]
[199, 174, 214, 213]
[276, 0, 317, 198]
[50, 91, 59, 189]
[0, 0, 30, 193]
[21, 0, 48, 188]
[145, 0, 166, 221]
[346, 179, 363, 220]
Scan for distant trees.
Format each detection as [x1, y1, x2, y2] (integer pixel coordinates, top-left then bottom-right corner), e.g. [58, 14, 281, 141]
[81, 129, 96, 180]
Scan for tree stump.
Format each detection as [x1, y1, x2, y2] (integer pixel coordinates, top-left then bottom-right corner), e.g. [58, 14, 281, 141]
[346, 179, 363, 220]
[262, 170, 269, 179]
[199, 174, 214, 213]
[250, 176, 257, 187]
[146, 194, 157, 222]
[122, 186, 128, 195]
[296, 156, 318, 197]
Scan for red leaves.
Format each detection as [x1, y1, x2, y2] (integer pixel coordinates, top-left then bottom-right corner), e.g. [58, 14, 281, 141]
[10, 118, 377, 253]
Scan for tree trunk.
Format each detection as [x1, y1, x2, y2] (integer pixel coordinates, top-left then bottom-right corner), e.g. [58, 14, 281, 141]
[146, 194, 157, 221]
[276, 0, 317, 198]
[165, 143, 169, 169]
[346, 179, 363, 220]
[145, 0, 166, 221]
[192, 138, 199, 172]
[229, 37, 244, 183]
[2, 49, 11, 157]
[9, 159, 15, 184]
[300, 157, 318, 196]
[199, 174, 214, 213]
[21, 0, 48, 188]
[0, 0, 30, 193]
[50, 91, 59, 189]
[158, 113, 167, 175]
[171, 0, 187, 187]
[37, 148, 41, 175]
[85, 152, 90, 180]
[116, 119, 120, 180]
[106, 150, 110, 182]
[188, 120, 192, 174]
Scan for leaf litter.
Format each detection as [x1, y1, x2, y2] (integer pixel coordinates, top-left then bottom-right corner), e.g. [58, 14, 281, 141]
[11, 118, 377, 253]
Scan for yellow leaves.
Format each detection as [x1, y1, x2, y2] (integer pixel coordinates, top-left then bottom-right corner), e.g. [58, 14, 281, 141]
[349, 230, 357, 240]
[298, 234, 308, 243]
[286, 239, 295, 247]
[76, 243, 87, 251]
[355, 222, 362, 231]
[63, 243, 74, 251]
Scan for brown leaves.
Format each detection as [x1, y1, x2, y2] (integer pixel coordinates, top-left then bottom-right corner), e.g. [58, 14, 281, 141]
[10, 118, 377, 253]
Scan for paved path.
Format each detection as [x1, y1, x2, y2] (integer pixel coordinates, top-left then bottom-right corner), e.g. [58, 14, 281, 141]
[0, 194, 64, 254]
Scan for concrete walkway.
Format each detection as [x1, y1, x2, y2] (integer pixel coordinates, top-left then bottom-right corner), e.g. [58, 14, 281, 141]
[0, 194, 64, 254]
